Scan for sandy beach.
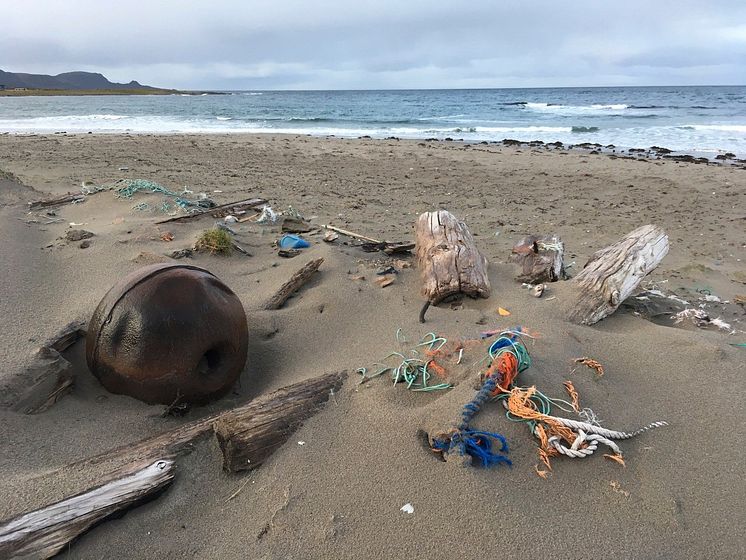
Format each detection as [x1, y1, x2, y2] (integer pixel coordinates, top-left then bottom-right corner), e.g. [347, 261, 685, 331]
[0, 133, 744, 559]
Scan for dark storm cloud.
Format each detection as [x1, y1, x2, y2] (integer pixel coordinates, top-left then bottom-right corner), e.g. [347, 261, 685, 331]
[3, 1, 746, 89]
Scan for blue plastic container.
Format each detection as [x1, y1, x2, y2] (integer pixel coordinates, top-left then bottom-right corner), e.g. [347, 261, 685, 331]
[278, 234, 311, 249]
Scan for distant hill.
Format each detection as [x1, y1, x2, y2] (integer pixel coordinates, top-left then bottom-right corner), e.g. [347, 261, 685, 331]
[0, 69, 159, 91]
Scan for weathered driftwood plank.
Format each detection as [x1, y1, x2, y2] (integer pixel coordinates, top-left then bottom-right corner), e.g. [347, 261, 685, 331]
[7, 373, 346, 557]
[510, 234, 566, 283]
[214, 370, 346, 472]
[415, 210, 490, 322]
[60, 371, 347, 479]
[155, 197, 267, 225]
[5, 321, 87, 414]
[566, 224, 669, 325]
[28, 193, 85, 210]
[321, 224, 381, 243]
[263, 258, 323, 310]
[0, 460, 175, 560]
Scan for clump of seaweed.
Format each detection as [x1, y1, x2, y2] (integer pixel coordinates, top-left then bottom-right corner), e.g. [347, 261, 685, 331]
[195, 228, 233, 255]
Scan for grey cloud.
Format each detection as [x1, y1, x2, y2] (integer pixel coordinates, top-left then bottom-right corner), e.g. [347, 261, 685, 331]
[3, 1, 746, 89]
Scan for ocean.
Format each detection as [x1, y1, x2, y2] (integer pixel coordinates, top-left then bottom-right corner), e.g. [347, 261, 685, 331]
[1, 86, 745, 156]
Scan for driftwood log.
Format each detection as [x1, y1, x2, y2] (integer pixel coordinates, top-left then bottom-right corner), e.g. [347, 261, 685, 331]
[0, 460, 175, 560]
[510, 234, 566, 283]
[5, 321, 86, 414]
[321, 224, 381, 243]
[60, 371, 347, 479]
[28, 192, 85, 210]
[415, 210, 490, 322]
[264, 258, 323, 310]
[566, 225, 669, 325]
[214, 370, 346, 472]
[1, 372, 346, 557]
[155, 197, 267, 225]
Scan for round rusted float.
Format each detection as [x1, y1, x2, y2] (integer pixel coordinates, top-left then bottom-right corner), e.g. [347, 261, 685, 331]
[86, 263, 248, 405]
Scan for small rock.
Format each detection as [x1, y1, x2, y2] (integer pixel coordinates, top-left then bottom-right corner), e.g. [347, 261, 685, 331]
[394, 259, 411, 269]
[376, 266, 397, 276]
[79, 240, 91, 249]
[278, 249, 301, 258]
[66, 229, 94, 242]
[169, 248, 193, 259]
[532, 284, 545, 298]
[323, 231, 339, 243]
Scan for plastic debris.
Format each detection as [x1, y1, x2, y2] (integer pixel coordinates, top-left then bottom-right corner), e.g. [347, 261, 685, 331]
[279, 234, 310, 249]
[256, 205, 280, 225]
[497, 307, 511, 316]
[400, 503, 414, 514]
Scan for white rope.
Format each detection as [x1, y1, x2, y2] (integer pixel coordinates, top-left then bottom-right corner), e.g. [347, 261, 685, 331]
[549, 416, 668, 440]
[547, 418, 667, 459]
[548, 431, 621, 459]
[498, 390, 668, 460]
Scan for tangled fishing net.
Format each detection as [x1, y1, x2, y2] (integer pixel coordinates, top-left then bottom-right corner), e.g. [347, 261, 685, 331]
[82, 179, 215, 215]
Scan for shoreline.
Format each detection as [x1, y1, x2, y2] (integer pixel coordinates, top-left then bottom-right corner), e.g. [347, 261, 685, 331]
[0, 88, 225, 97]
[3, 130, 745, 168]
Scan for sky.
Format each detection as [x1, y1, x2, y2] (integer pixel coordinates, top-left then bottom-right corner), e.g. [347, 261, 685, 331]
[3, 1, 746, 90]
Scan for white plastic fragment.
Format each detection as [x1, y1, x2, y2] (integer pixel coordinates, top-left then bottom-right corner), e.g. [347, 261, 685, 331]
[257, 205, 279, 224]
[400, 503, 414, 514]
[297, 441, 306, 446]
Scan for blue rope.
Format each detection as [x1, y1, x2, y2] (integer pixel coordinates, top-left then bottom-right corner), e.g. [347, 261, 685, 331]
[430, 329, 535, 468]
[431, 367, 512, 467]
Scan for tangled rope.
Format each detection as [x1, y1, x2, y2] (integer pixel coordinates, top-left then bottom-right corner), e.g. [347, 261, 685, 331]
[498, 375, 667, 469]
[430, 326, 667, 471]
[82, 178, 215, 214]
[357, 331, 453, 392]
[428, 329, 533, 467]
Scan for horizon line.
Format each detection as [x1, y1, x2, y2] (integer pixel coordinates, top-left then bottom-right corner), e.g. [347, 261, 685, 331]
[182, 84, 745, 92]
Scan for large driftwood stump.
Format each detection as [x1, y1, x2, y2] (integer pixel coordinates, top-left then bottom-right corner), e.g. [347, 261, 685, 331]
[0, 460, 174, 560]
[509, 234, 566, 283]
[214, 371, 345, 472]
[566, 225, 669, 325]
[415, 210, 490, 321]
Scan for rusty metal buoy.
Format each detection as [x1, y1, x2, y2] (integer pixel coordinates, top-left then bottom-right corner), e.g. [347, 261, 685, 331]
[86, 263, 248, 405]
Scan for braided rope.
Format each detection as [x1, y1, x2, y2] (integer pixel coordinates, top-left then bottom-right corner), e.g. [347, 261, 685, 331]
[548, 431, 622, 458]
[548, 416, 668, 440]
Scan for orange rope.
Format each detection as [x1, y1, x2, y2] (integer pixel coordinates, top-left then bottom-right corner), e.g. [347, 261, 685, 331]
[506, 386, 585, 468]
[485, 352, 519, 396]
[563, 380, 581, 412]
[574, 357, 604, 376]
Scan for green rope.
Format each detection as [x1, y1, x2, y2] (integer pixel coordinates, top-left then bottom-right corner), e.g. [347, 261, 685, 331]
[357, 331, 453, 392]
[114, 179, 180, 199]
